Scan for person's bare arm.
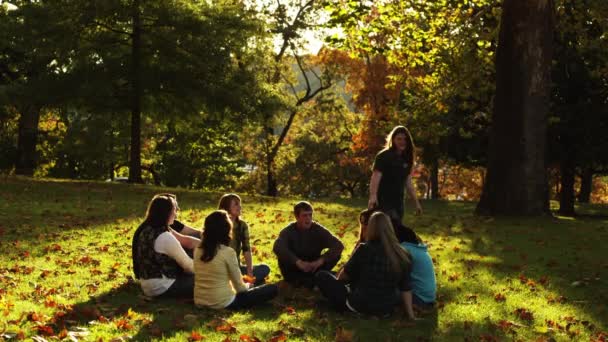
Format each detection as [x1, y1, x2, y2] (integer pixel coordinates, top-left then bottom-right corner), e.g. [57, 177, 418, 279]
[368, 170, 382, 209]
[170, 228, 200, 250]
[244, 251, 253, 276]
[401, 291, 416, 320]
[179, 224, 201, 237]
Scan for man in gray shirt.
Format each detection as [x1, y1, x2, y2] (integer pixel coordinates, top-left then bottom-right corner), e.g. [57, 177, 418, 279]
[273, 201, 344, 288]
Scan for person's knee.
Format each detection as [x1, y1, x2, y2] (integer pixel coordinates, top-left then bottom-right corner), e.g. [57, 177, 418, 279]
[256, 264, 271, 277]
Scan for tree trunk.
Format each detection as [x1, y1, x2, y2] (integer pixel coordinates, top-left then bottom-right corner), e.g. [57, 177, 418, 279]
[128, 0, 143, 183]
[431, 159, 440, 200]
[266, 155, 277, 197]
[15, 105, 41, 176]
[578, 167, 593, 203]
[476, 0, 554, 216]
[558, 160, 576, 216]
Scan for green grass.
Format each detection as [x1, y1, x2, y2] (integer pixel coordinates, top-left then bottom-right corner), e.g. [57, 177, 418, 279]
[0, 175, 607, 341]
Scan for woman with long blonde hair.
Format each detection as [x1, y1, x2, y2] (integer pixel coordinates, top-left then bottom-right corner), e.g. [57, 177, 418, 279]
[315, 212, 416, 318]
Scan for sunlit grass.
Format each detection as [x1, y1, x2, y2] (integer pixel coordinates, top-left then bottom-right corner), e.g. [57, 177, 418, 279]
[0, 176, 607, 341]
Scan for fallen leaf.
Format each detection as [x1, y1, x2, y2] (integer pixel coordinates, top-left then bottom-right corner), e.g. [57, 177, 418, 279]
[188, 331, 204, 341]
[268, 331, 287, 342]
[242, 275, 256, 284]
[514, 308, 534, 321]
[494, 293, 507, 302]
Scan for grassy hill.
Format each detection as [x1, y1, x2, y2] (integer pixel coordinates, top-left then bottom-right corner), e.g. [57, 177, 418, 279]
[0, 176, 606, 341]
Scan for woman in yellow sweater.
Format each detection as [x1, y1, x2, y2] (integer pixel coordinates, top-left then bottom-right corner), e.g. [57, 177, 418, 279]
[194, 210, 278, 309]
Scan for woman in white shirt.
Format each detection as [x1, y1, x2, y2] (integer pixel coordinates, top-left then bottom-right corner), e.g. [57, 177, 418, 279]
[194, 210, 278, 309]
[132, 194, 200, 298]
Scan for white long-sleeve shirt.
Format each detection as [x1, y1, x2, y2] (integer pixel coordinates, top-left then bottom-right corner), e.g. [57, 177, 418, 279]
[139, 232, 194, 296]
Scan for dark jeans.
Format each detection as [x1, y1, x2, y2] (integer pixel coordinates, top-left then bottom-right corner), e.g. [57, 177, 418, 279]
[159, 273, 194, 299]
[278, 257, 339, 288]
[239, 264, 271, 286]
[226, 284, 279, 310]
[315, 270, 349, 311]
[413, 293, 435, 309]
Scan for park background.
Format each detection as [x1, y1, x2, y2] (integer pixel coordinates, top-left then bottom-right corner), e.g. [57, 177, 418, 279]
[1, 0, 607, 341]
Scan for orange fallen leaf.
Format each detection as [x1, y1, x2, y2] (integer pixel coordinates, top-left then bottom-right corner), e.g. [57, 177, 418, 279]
[514, 308, 534, 321]
[268, 331, 287, 342]
[335, 326, 354, 342]
[242, 275, 256, 284]
[239, 333, 261, 342]
[284, 306, 296, 315]
[216, 324, 237, 334]
[494, 293, 506, 302]
[189, 331, 205, 341]
[115, 318, 134, 330]
[36, 324, 55, 336]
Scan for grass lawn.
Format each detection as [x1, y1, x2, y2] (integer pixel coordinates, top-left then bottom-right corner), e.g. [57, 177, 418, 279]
[0, 176, 607, 341]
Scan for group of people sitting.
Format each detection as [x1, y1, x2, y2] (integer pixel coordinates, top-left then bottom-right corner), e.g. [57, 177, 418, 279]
[131, 193, 436, 319]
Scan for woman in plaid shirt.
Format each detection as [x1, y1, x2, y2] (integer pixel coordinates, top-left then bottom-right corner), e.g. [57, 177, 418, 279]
[218, 194, 270, 286]
[316, 212, 416, 319]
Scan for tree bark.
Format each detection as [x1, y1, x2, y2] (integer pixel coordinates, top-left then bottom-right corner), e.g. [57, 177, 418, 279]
[431, 158, 440, 200]
[578, 167, 593, 203]
[476, 0, 554, 216]
[15, 105, 42, 176]
[128, 0, 143, 183]
[558, 160, 576, 216]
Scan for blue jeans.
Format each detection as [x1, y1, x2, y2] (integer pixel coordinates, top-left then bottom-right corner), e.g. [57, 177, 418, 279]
[226, 284, 278, 310]
[239, 264, 271, 286]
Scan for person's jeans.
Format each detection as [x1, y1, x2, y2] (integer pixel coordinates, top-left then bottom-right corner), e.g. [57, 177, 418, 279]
[314, 270, 348, 311]
[226, 284, 279, 310]
[159, 273, 194, 299]
[278, 257, 339, 288]
[239, 264, 271, 286]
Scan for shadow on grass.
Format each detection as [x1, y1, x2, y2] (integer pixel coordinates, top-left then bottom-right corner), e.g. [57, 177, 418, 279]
[423, 209, 608, 336]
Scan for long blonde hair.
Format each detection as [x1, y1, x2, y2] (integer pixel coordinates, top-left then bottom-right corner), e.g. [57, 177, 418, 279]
[366, 212, 411, 274]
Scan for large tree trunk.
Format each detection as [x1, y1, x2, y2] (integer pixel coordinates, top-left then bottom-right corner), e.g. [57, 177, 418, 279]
[558, 160, 576, 216]
[476, 0, 554, 216]
[578, 167, 593, 203]
[128, 0, 143, 183]
[15, 105, 42, 176]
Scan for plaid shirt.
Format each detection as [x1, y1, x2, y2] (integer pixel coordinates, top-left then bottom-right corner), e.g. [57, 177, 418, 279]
[344, 241, 411, 315]
[230, 220, 250, 261]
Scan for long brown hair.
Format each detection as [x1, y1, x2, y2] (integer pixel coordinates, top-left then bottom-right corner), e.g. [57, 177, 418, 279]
[143, 194, 176, 228]
[218, 193, 241, 223]
[199, 210, 232, 262]
[366, 212, 411, 274]
[384, 125, 415, 169]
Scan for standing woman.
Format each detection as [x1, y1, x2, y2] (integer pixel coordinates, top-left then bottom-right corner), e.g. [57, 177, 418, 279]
[132, 194, 199, 298]
[194, 210, 278, 310]
[368, 126, 423, 221]
[218, 193, 271, 285]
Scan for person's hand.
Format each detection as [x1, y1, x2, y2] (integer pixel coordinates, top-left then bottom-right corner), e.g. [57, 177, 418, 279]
[368, 196, 378, 209]
[247, 266, 254, 278]
[296, 260, 312, 272]
[309, 258, 324, 273]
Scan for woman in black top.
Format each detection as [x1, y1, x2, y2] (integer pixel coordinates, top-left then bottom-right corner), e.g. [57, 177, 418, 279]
[315, 212, 416, 319]
[368, 125, 422, 221]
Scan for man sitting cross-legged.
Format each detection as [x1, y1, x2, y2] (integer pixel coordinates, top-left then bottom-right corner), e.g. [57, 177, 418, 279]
[273, 201, 344, 288]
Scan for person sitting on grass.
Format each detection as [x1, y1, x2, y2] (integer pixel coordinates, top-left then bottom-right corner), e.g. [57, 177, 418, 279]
[393, 221, 436, 312]
[132, 194, 199, 298]
[218, 193, 270, 286]
[273, 201, 344, 288]
[315, 212, 416, 319]
[194, 210, 278, 310]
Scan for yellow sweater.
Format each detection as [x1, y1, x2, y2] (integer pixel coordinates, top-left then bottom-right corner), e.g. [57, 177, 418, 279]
[193, 245, 248, 309]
